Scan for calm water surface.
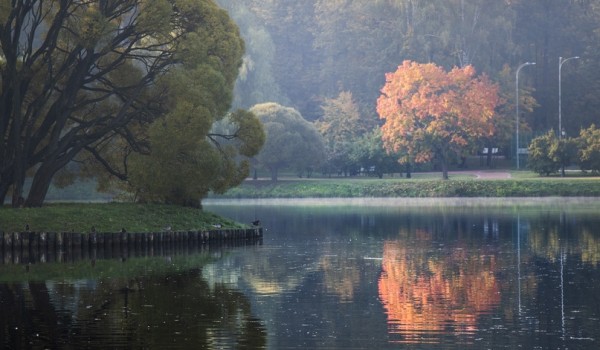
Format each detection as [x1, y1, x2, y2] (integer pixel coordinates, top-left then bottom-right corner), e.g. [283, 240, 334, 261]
[2, 198, 600, 349]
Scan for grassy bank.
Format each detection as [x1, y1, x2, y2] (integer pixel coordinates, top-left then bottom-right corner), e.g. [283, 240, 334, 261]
[212, 176, 600, 199]
[0, 203, 245, 233]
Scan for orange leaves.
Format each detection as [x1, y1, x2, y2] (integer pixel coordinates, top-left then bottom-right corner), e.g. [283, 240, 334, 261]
[377, 60, 500, 166]
[378, 240, 501, 341]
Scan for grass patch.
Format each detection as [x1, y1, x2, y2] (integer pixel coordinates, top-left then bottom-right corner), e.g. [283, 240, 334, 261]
[0, 203, 246, 233]
[212, 176, 600, 199]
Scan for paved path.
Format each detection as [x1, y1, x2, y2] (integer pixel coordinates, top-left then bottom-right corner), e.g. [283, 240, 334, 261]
[453, 170, 512, 179]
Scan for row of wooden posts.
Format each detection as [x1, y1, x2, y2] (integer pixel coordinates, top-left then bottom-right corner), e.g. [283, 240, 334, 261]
[0, 228, 263, 265]
[1, 228, 263, 250]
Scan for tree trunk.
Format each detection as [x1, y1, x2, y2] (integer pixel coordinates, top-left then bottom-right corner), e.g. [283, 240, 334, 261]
[0, 177, 11, 206]
[405, 162, 412, 179]
[24, 164, 57, 207]
[441, 159, 449, 180]
[11, 168, 25, 207]
[270, 167, 278, 182]
[485, 142, 495, 168]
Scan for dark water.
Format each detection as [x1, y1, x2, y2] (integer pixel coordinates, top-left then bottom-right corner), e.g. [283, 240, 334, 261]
[2, 198, 600, 349]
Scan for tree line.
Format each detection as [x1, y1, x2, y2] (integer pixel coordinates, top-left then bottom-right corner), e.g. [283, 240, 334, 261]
[216, 0, 600, 178]
[216, 0, 597, 130]
[528, 125, 600, 176]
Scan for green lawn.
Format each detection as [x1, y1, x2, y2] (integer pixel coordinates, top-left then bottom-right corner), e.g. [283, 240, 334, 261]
[213, 172, 600, 199]
[0, 203, 246, 233]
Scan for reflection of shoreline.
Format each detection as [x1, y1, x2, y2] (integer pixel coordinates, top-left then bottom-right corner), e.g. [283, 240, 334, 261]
[0, 262, 268, 349]
[378, 239, 501, 344]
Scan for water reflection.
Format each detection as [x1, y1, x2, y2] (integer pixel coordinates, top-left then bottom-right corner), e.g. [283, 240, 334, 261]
[205, 198, 600, 349]
[379, 237, 500, 344]
[1, 245, 267, 349]
[3, 199, 600, 349]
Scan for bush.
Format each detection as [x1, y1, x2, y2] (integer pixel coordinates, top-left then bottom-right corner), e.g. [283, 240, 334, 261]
[528, 131, 560, 176]
[578, 124, 600, 173]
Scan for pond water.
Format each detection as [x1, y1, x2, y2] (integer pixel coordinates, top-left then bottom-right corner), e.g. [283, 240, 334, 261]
[2, 198, 600, 349]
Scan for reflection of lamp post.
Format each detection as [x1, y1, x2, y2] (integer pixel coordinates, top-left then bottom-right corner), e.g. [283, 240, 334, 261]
[558, 56, 579, 138]
[516, 62, 535, 169]
[517, 214, 521, 315]
[559, 211, 567, 341]
[560, 247, 566, 340]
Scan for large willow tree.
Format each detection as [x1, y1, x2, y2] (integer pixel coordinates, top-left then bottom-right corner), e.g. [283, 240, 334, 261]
[0, 0, 262, 207]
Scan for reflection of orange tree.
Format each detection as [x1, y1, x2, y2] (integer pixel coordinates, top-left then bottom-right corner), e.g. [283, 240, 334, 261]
[378, 237, 500, 343]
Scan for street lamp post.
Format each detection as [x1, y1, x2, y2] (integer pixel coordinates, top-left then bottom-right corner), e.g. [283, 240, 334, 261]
[516, 62, 535, 170]
[558, 56, 579, 138]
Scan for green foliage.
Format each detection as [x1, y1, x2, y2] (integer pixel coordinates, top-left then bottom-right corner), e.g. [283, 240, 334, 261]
[528, 131, 561, 176]
[128, 107, 264, 207]
[549, 136, 579, 176]
[89, 0, 262, 207]
[528, 125, 600, 176]
[578, 124, 600, 173]
[316, 91, 372, 175]
[349, 129, 400, 178]
[0, 0, 251, 208]
[250, 103, 326, 181]
[214, 177, 600, 199]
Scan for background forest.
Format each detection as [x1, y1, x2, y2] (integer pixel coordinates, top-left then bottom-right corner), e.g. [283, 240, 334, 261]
[216, 0, 598, 140]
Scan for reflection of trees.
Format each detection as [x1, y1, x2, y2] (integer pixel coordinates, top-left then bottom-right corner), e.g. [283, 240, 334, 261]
[527, 215, 600, 265]
[378, 235, 500, 343]
[319, 241, 363, 303]
[1, 269, 266, 349]
[228, 250, 318, 296]
[580, 228, 600, 265]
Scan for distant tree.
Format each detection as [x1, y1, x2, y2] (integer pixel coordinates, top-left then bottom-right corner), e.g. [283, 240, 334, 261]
[349, 129, 400, 179]
[550, 136, 578, 177]
[315, 91, 370, 176]
[0, 0, 248, 207]
[214, 0, 288, 108]
[250, 103, 325, 181]
[528, 131, 560, 176]
[377, 61, 500, 180]
[578, 124, 600, 174]
[512, 0, 594, 134]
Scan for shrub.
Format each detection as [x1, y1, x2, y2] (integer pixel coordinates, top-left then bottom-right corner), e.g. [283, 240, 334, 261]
[528, 131, 560, 176]
[578, 124, 600, 174]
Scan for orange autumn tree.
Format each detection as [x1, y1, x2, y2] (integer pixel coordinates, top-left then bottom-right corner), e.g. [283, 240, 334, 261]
[377, 61, 500, 179]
